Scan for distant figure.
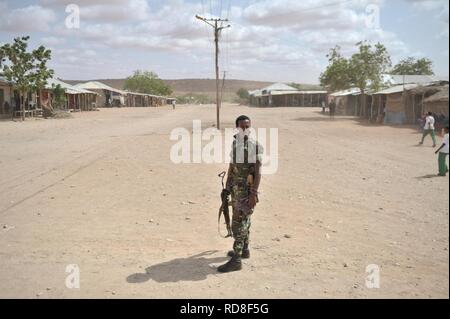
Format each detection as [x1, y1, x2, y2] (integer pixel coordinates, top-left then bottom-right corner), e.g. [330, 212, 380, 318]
[329, 99, 336, 118]
[172, 100, 176, 110]
[419, 112, 437, 147]
[321, 101, 326, 114]
[4, 101, 10, 114]
[435, 126, 449, 176]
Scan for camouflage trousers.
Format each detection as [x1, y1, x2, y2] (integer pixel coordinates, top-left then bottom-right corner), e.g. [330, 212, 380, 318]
[231, 206, 252, 257]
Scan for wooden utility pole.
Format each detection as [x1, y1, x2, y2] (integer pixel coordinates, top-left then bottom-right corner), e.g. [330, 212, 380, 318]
[196, 15, 230, 130]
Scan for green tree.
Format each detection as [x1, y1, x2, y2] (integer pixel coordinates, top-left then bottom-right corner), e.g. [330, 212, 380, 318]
[349, 41, 391, 117]
[391, 57, 434, 75]
[52, 84, 67, 110]
[320, 42, 391, 117]
[236, 88, 249, 100]
[0, 36, 54, 120]
[349, 41, 391, 93]
[124, 70, 173, 96]
[319, 46, 353, 92]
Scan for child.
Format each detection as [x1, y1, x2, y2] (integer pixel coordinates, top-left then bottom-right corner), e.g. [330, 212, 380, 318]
[420, 112, 437, 147]
[435, 126, 449, 177]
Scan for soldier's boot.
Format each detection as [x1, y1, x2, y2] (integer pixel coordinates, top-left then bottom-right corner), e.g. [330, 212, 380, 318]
[217, 256, 242, 273]
[227, 247, 250, 259]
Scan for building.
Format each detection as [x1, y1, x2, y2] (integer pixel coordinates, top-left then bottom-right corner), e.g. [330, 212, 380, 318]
[1, 77, 98, 118]
[423, 86, 449, 118]
[328, 75, 449, 124]
[249, 83, 327, 107]
[329, 88, 362, 116]
[124, 91, 168, 107]
[372, 84, 421, 125]
[371, 83, 447, 125]
[0, 76, 14, 117]
[75, 81, 126, 107]
[43, 78, 98, 112]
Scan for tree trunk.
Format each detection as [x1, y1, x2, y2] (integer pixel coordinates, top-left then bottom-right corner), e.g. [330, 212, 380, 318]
[21, 92, 24, 121]
[361, 90, 366, 119]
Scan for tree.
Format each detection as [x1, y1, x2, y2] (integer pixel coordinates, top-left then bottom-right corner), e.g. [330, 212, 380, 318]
[350, 41, 391, 93]
[124, 70, 173, 96]
[319, 46, 353, 92]
[236, 88, 249, 100]
[391, 57, 434, 75]
[52, 84, 67, 110]
[349, 41, 391, 117]
[320, 41, 391, 118]
[0, 36, 54, 120]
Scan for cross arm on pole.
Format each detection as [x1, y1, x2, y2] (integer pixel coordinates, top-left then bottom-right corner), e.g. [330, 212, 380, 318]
[195, 15, 215, 28]
[218, 25, 231, 31]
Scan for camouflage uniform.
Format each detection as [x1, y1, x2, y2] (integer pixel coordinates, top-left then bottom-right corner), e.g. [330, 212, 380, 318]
[229, 136, 263, 257]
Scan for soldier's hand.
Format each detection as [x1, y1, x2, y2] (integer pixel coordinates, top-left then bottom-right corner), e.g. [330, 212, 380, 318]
[221, 189, 231, 197]
[248, 194, 257, 208]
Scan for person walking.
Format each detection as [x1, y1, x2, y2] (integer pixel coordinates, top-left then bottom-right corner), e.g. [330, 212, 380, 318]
[419, 112, 437, 147]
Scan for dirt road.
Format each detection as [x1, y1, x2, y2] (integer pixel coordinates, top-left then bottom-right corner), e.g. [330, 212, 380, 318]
[0, 105, 448, 298]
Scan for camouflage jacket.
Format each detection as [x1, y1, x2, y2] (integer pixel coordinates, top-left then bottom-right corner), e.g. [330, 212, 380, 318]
[229, 136, 263, 201]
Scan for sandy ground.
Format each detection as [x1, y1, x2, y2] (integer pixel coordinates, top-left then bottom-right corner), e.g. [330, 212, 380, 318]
[0, 104, 448, 299]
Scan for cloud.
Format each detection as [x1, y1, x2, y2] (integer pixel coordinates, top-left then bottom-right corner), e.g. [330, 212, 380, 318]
[0, 2, 57, 32]
[404, 0, 449, 38]
[405, 0, 448, 10]
[39, 0, 151, 23]
[79, 0, 151, 22]
[41, 36, 66, 46]
[41, 0, 129, 6]
[2, 0, 443, 82]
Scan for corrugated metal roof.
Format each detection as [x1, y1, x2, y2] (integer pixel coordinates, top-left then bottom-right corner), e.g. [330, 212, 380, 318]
[297, 90, 328, 94]
[75, 81, 126, 95]
[261, 83, 299, 92]
[382, 74, 449, 85]
[330, 88, 361, 97]
[269, 90, 327, 96]
[46, 78, 97, 95]
[373, 83, 419, 95]
[249, 89, 263, 97]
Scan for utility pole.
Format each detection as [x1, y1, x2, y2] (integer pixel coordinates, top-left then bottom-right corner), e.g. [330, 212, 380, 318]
[196, 15, 230, 130]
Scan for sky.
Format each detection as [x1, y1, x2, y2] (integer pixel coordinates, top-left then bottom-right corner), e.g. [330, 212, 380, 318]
[0, 0, 448, 83]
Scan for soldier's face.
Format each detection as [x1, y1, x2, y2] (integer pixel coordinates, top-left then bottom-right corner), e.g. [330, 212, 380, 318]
[237, 119, 251, 131]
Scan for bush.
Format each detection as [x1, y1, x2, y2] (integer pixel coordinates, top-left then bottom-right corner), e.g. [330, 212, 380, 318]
[236, 88, 249, 100]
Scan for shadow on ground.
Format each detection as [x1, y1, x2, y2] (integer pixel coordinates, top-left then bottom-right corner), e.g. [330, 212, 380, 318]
[126, 251, 228, 283]
[415, 174, 444, 179]
[292, 111, 423, 131]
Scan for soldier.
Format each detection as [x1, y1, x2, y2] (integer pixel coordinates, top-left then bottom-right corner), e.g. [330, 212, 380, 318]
[217, 115, 263, 273]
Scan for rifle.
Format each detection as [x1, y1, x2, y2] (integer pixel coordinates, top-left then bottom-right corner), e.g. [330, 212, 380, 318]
[218, 171, 233, 238]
